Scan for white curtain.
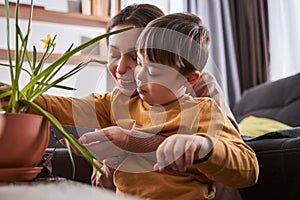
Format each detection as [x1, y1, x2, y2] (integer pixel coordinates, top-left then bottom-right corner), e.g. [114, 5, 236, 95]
[188, 0, 241, 108]
[268, 0, 300, 81]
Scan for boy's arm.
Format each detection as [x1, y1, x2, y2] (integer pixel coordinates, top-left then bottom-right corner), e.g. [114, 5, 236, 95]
[126, 130, 166, 153]
[191, 99, 258, 188]
[195, 134, 259, 188]
[80, 126, 166, 159]
[154, 99, 258, 188]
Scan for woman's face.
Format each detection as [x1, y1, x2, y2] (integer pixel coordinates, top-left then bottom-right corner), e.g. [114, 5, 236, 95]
[107, 25, 141, 96]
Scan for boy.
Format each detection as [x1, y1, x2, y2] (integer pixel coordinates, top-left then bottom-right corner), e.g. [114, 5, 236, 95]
[80, 13, 258, 199]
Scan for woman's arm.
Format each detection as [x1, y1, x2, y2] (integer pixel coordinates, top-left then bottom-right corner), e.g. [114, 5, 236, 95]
[28, 93, 112, 129]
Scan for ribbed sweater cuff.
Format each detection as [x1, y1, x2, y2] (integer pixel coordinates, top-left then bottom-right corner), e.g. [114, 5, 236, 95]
[126, 134, 166, 153]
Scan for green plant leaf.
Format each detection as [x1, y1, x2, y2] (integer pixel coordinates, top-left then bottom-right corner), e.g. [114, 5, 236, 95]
[35, 83, 76, 91]
[20, 27, 133, 98]
[0, 90, 12, 99]
[65, 139, 76, 179]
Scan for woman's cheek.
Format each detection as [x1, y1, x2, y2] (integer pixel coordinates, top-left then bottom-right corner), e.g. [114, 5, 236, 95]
[107, 61, 118, 78]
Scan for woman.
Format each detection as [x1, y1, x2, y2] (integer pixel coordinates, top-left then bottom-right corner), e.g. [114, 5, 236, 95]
[83, 4, 252, 200]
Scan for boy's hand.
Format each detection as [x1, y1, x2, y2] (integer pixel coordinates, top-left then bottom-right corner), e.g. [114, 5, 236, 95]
[79, 126, 129, 161]
[59, 136, 82, 155]
[154, 134, 212, 172]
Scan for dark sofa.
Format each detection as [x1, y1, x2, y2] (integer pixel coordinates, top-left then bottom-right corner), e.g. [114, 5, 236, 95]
[234, 72, 300, 200]
[46, 72, 300, 199]
[46, 126, 94, 183]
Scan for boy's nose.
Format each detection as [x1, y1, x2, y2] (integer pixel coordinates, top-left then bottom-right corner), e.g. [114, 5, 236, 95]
[135, 66, 147, 85]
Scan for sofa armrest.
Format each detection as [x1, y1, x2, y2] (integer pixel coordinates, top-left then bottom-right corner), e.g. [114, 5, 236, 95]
[47, 126, 94, 184]
[46, 148, 93, 184]
[240, 136, 300, 199]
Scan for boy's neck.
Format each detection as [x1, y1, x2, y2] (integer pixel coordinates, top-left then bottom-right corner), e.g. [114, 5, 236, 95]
[149, 94, 185, 107]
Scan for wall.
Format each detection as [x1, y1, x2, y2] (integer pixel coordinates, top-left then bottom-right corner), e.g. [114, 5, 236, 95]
[0, 1, 110, 98]
[121, 0, 186, 13]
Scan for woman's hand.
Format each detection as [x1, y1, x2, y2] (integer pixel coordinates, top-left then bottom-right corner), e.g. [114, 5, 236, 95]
[154, 134, 212, 172]
[91, 159, 116, 190]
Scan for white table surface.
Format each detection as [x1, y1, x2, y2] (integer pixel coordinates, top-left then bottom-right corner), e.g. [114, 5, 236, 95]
[0, 178, 137, 200]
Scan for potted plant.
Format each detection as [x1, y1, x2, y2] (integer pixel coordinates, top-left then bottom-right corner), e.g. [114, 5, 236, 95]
[0, 0, 132, 181]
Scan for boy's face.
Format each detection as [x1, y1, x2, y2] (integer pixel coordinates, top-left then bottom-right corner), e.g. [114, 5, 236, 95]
[135, 52, 187, 105]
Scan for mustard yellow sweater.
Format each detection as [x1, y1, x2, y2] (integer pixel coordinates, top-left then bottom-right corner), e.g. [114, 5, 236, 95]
[31, 89, 258, 200]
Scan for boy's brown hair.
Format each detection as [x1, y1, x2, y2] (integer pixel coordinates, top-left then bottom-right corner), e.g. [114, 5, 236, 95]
[136, 13, 210, 75]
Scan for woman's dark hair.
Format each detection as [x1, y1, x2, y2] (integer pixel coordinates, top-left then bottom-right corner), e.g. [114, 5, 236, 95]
[107, 4, 164, 32]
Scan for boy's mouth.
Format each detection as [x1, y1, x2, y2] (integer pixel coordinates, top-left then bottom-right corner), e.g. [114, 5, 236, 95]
[137, 87, 147, 95]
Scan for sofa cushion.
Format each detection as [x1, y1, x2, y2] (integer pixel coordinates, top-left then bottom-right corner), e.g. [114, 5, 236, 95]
[238, 116, 291, 137]
[233, 72, 300, 126]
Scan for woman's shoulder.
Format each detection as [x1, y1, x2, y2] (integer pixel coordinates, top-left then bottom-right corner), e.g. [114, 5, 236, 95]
[183, 94, 215, 104]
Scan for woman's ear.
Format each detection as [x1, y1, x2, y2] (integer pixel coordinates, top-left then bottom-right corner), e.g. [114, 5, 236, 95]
[186, 71, 201, 86]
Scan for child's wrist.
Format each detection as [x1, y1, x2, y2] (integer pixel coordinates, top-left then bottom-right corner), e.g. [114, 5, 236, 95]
[197, 136, 213, 161]
[126, 130, 166, 153]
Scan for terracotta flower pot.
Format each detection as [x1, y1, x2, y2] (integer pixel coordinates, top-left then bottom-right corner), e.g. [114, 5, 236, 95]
[0, 111, 4, 137]
[0, 113, 50, 168]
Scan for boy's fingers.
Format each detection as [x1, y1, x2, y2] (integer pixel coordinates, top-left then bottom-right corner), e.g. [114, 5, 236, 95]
[173, 139, 186, 171]
[184, 140, 196, 169]
[153, 162, 166, 172]
[59, 138, 66, 146]
[103, 156, 124, 170]
[59, 138, 81, 155]
[79, 130, 109, 144]
[153, 163, 160, 171]
[155, 142, 167, 171]
[93, 159, 103, 167]
[83, 140, 105, 153]
[156, 142, 166, 161]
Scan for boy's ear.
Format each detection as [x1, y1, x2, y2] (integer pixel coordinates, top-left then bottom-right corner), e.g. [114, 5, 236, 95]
[186, 71, 201, 86]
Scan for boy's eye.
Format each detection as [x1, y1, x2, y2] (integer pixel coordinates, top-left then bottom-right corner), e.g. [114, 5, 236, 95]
[147, 65, 161, 77]
[129, 51, 137, 61]
[131, 55, 137, 61]
[148, 72, 159, 77]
